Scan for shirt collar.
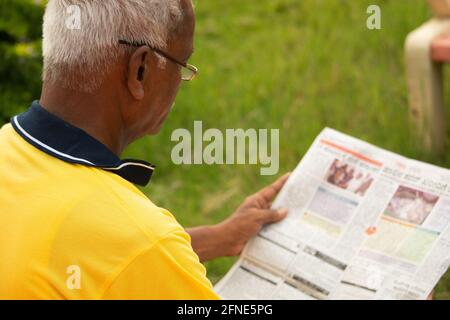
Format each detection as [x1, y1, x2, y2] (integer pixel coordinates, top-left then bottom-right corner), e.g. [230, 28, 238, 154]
[11, 101, 155, 186]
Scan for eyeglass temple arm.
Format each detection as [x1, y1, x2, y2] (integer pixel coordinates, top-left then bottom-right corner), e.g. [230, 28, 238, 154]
[118, 39, 187, 68]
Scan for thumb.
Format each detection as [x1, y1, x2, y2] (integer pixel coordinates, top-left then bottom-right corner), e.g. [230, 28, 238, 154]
[259, 208, 288, 224]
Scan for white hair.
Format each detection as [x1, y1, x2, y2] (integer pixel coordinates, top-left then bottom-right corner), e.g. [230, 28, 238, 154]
[43, 0, 185, 92]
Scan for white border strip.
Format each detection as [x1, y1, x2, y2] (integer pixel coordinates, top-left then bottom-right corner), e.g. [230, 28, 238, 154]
[13, 116, 155, 172]
[104, 162, 155, 171]
[13, 116, 95, 166]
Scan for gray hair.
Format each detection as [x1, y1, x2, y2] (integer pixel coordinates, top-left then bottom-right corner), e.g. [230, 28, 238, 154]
[43, 0, 185, 92]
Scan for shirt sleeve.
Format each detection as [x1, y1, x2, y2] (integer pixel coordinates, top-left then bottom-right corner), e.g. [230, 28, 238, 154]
[101, 228, 220, 300]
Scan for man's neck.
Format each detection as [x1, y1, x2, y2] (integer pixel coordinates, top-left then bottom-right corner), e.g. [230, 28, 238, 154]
[39, 84, 126, 155]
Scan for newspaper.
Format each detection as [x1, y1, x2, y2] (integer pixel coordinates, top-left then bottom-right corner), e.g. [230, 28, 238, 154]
[215, 128, 450, 300]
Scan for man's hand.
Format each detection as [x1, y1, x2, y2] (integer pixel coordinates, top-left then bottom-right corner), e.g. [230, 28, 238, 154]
[187, 173, 290, 261]
[216, 173, 290, 256]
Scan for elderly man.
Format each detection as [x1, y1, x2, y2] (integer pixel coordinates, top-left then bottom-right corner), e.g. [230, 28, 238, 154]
[0, 0, 288, 299]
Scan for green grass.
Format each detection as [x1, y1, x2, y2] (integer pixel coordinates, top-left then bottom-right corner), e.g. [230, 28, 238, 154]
[122, 0, 450, 299]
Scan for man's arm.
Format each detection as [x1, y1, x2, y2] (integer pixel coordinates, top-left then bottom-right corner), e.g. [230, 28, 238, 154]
[102, 228, 219, 299]
[186, 173, 290, 262]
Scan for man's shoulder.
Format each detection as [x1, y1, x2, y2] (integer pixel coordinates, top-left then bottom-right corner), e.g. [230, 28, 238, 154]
[0, 122, 13, 132]
[46, 178, 187, 299]
[65, 171, 182, 245]
[0, 120, 183, 251]
[0, 123, 16, 144]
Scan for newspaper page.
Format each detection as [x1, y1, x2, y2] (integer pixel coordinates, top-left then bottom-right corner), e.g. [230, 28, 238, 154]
[214, 128, 450, 300]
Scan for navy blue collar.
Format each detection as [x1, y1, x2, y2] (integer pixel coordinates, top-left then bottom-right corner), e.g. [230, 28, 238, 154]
[11, 101, 155, 186]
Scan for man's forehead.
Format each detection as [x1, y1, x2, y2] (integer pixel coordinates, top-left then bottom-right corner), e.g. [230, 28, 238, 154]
[180, 0, 195, 22]
[173, 0, 195, 60]
[181, 0, 195, 29]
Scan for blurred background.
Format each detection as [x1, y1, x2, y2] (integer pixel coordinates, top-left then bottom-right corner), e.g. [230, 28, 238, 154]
[0, 0, 449, 298]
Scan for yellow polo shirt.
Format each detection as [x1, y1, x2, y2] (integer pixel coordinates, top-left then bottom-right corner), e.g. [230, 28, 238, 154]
[0, 118, 219, 299]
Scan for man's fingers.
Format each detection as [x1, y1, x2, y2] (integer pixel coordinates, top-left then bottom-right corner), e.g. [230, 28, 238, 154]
[259, 208, 289, 224]
[257, 172, 291, 203]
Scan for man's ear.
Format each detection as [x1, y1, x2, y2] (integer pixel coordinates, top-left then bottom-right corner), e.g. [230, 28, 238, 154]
[127, 47, 151, 100]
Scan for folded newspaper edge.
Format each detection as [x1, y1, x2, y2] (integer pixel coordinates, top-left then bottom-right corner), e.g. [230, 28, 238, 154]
[215, 128, 450, 300]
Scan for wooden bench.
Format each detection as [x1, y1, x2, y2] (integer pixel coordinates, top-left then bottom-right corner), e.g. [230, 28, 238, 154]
[431, 34, 450, 61]
[405, 0, 450, 154]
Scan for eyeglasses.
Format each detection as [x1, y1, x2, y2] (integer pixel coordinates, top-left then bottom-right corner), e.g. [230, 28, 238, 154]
[119, 39, 198, 81]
